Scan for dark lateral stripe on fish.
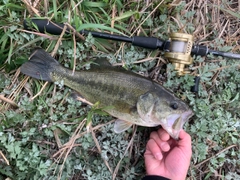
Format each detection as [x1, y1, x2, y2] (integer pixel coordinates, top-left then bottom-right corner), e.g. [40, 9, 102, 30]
[20, 48, 193, 139]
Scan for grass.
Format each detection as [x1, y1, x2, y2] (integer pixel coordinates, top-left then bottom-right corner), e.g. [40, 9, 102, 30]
[0, 0, 240, 179]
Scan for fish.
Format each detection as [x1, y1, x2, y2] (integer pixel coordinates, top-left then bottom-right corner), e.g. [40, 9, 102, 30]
[20, 48, 193, 139]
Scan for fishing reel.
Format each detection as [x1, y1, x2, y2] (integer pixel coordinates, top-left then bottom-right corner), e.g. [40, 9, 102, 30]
[164, 33, 193, 76]
[23, 19, 240, 92]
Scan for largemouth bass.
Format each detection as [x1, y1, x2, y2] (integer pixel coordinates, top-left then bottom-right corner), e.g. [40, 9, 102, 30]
[20, 48, 193, 139]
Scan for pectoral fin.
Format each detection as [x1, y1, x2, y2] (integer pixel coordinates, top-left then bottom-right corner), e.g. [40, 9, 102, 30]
[114, 119, 133, 133]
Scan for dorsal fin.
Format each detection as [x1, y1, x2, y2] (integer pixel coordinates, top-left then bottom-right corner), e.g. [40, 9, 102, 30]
[90, 58, 112, 69]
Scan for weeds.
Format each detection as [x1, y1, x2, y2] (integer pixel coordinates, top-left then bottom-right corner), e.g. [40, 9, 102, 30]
[0, 0, 240, 180]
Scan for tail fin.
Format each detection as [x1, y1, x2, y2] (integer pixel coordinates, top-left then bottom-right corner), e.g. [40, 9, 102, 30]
[20, 48, 60, 82]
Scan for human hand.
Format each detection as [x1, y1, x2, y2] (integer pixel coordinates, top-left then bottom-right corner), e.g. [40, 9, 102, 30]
[144, 128, 192, 180]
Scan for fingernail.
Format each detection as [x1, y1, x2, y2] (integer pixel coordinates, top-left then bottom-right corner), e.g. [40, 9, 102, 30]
[154, 153, 162, 160]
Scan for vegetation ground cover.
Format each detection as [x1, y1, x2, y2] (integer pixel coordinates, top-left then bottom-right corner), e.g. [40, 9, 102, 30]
[0, 0, 239, 179]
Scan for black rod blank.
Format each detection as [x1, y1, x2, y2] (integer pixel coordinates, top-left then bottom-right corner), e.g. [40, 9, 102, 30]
[23, 19, 166, 50]
[23, 19, 240, 59]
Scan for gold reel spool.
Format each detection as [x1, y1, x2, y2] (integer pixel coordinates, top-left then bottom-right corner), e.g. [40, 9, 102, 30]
[164, 33, 193, 76]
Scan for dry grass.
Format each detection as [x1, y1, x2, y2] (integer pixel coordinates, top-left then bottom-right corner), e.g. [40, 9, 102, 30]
[0, 0, 239, 180]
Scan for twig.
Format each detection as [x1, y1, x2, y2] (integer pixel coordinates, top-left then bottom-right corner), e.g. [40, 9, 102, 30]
[21, 0, 41, 16]
[130, 0, 164, 36]
[53, 119, 114, 180]
[15, 138, 56, 146]
[75, 120, 115, 139]
[51, 23, 68, 56]
[72, 26, 77, 76]
[1, 70, 29, 111]
[72, 0, 83, 11]
[194, 144, 237, 167]
[112, 126, 137, 180]
[51, 120, 115, 158]
[111, 3, 116, 30]
[57, 119, 86, 180]
[7, 68, 21, 90]
[54, 128, 63, 149]
[43, 0, 49, 16]
[0, 94, 18, 108]
[74, 95, 93, 106]
[90, 124, 113, 174]
[18, 29, 60, 40]
[218, 19, 229, 39]
[30, 82, 48, 101]
[0, 151, 9, 165]
[52, 144, 82, 158]
[64, 22, 85, 41]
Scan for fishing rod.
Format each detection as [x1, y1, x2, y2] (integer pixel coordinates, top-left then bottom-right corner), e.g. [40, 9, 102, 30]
[23, 18, 240, 92]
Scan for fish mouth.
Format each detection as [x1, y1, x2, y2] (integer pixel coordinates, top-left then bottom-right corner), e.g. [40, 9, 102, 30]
[163, 110, 193, 139]
[181, 110, 193, 121]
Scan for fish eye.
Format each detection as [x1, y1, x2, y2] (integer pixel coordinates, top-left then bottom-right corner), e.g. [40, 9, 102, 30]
[170, 102, 178, 110]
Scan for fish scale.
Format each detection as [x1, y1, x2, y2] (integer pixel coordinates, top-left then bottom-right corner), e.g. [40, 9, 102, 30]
[20, 48, 193, 139]
[53, 68, 151, 107]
